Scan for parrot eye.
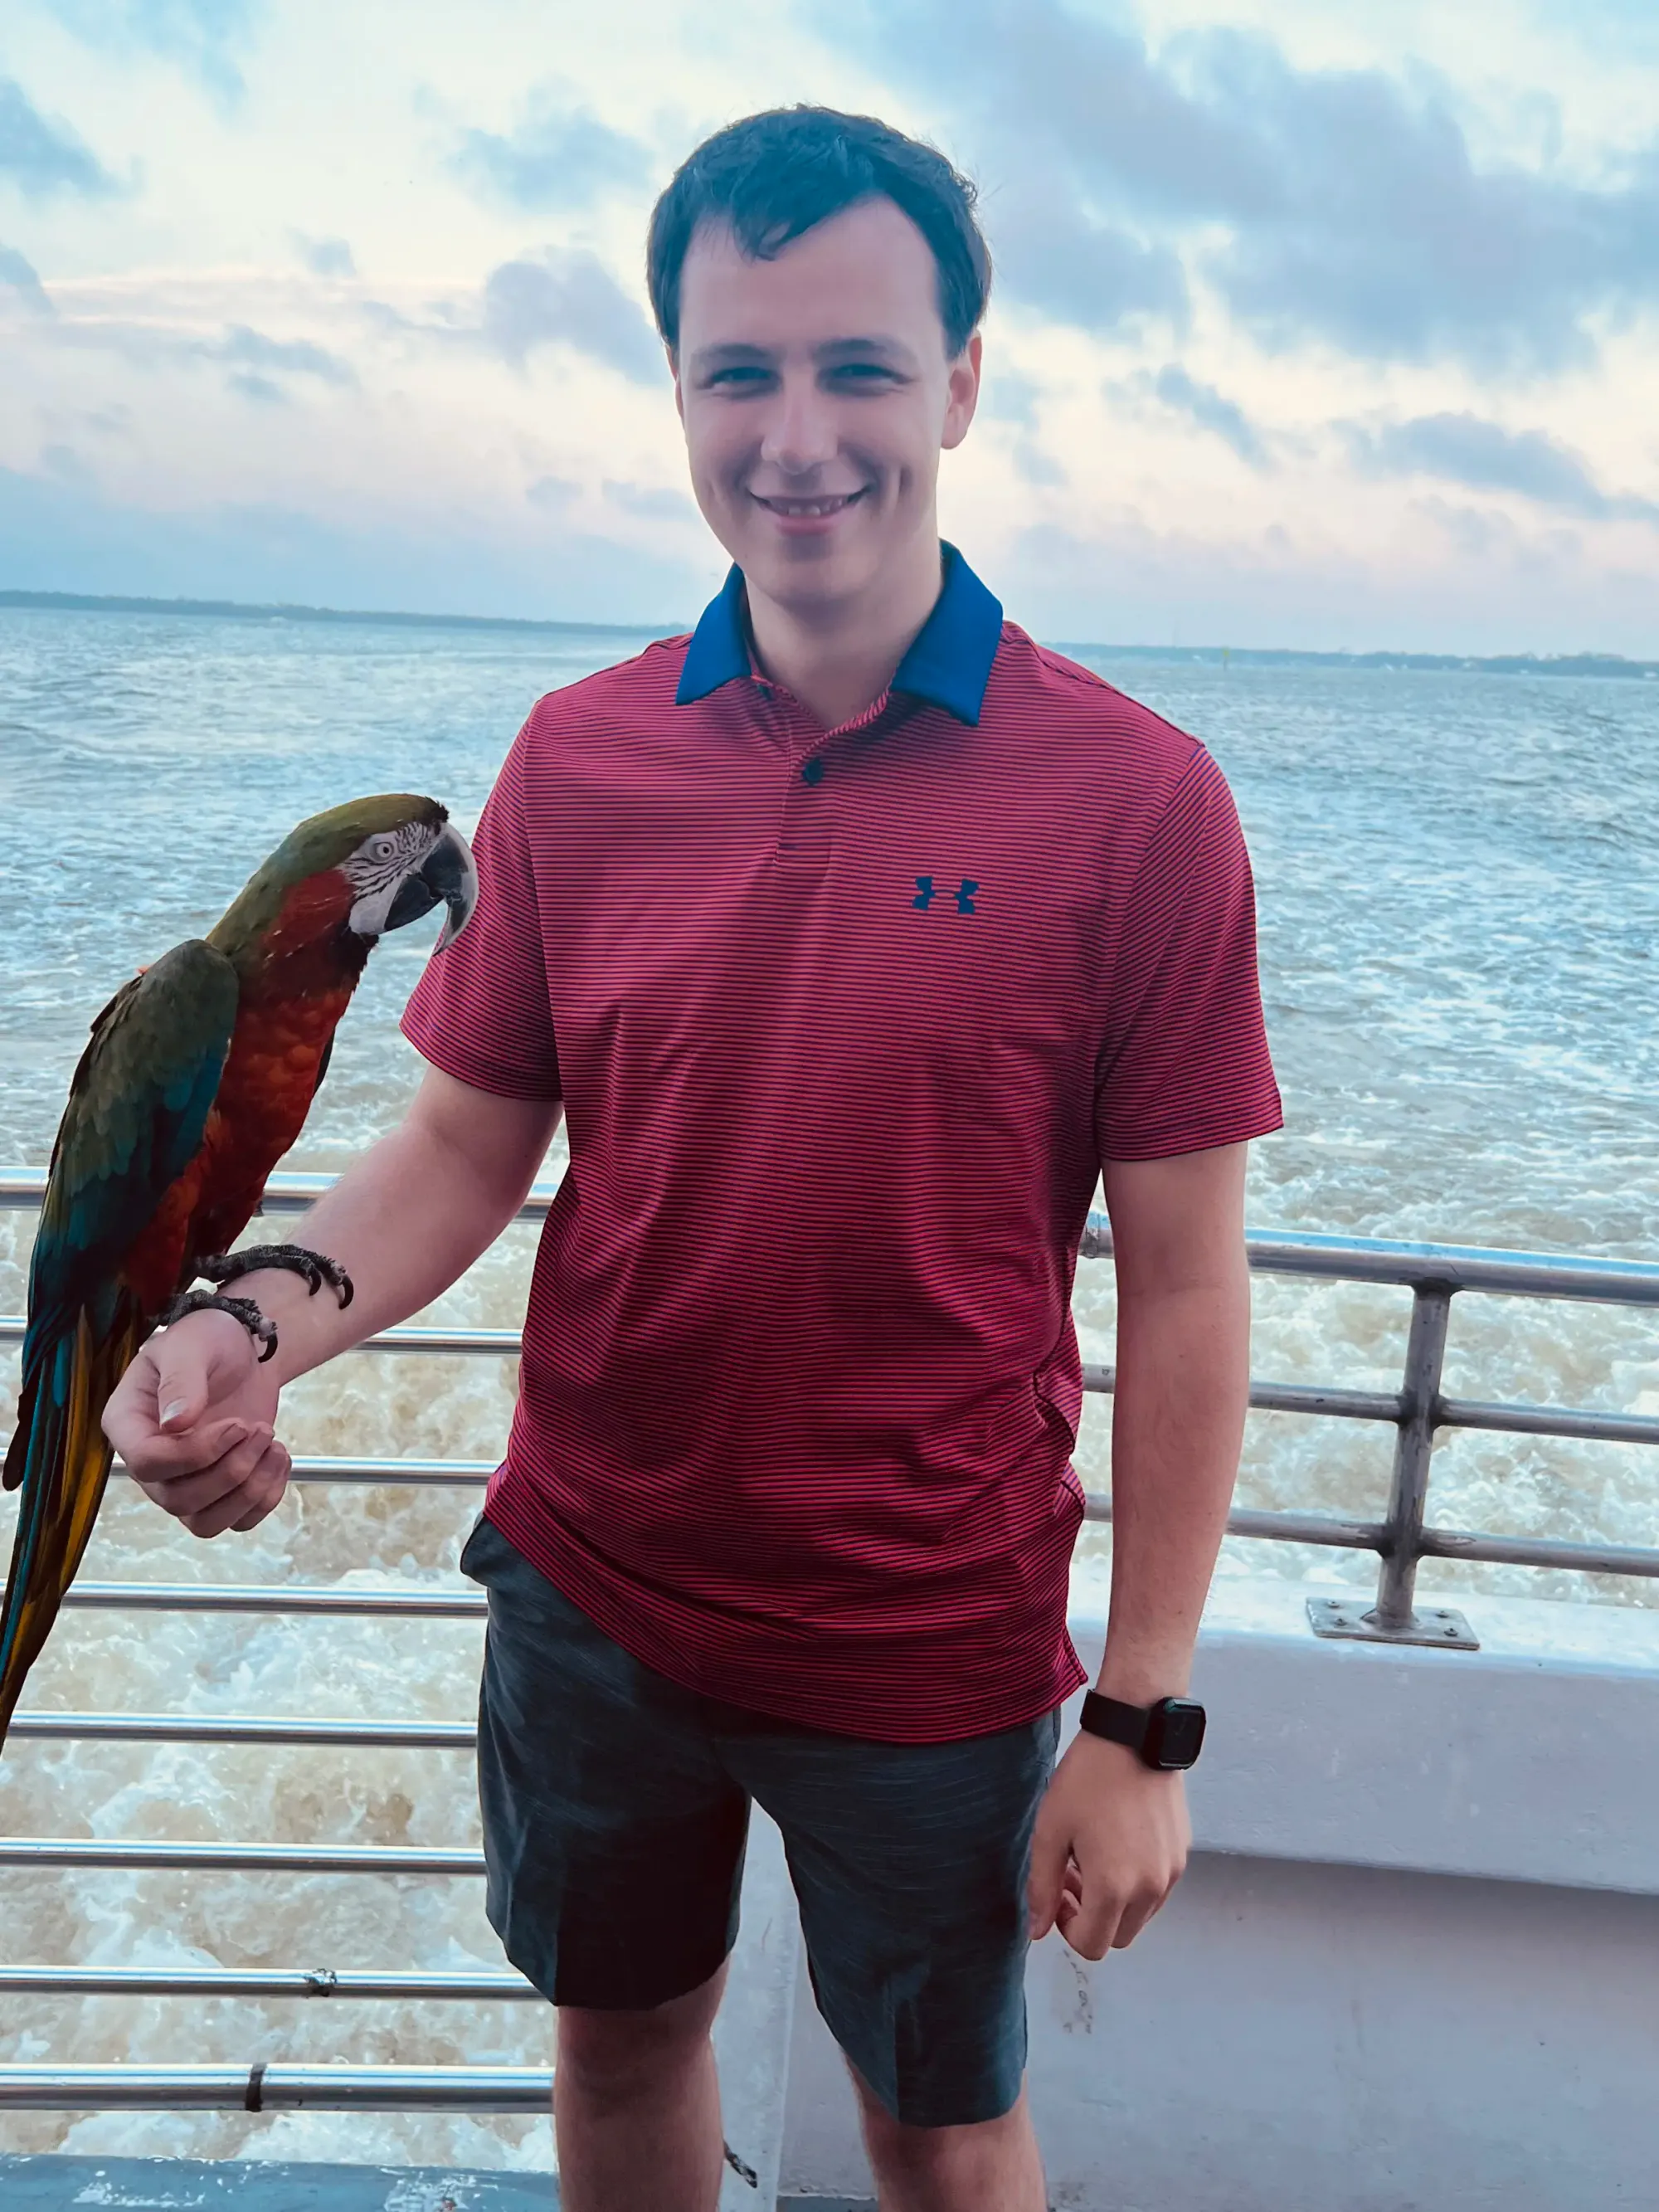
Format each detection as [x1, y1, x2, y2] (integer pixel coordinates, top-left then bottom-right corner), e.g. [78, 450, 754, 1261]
[369, 836, 400, 863]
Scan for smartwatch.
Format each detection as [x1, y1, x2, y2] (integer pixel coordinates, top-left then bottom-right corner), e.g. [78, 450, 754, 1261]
[1079, 1692, 1206, 1771]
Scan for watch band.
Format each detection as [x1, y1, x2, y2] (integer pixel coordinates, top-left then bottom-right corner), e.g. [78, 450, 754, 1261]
[1079, 1693, 1155, 1756]
[1078, 1691, 1207, 1770]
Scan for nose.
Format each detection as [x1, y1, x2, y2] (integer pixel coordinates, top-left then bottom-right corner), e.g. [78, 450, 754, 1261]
[759, 367, 839, 476]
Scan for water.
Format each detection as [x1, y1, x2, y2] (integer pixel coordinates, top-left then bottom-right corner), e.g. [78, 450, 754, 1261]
[2, 606, 1659, 2170]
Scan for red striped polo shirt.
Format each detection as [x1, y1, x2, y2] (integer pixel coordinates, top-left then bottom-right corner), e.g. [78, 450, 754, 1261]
[401, 546, 1281, 1741]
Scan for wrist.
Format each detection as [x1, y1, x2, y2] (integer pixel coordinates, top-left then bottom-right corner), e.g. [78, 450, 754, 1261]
[1093, 1663, 1193, 1704]
[1079, 1689, 1207, 1771]
[221, 1267, 343, 1386]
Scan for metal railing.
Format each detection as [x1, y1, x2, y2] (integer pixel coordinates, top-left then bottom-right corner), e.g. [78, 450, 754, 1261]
[5, 1164, 1659, 2116]
[7, 1167, 1659, 1640]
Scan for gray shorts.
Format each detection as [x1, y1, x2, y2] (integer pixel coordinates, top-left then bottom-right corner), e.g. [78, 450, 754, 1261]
[460, 1513, 1060, 2127]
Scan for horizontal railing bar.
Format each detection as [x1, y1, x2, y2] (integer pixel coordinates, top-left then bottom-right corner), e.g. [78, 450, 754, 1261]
[0, 2063, 552, 2111]
[0, 1965, 535, 2000]
[1087, 1496, 1659, 1576]
[1437, 1396, 1659, 1447]
[48, 1493, 1659, 1625]
[1415, 1525, 1659, 1578]
[0, 1317, 519, 1354]
[247, 1454, 492, 1487]
[61, 1583, 485, 1619]
[1080, 1216, 1659, 1303]
[7, 1168, 1659, 1302]
[0, 1837, 482, 1873]
[0, 1168, 562, 1227]
[7, 1712, 474, 1747]
[1085, 1496, 1389, 1552]
[1085, 1364, 1402, 1423]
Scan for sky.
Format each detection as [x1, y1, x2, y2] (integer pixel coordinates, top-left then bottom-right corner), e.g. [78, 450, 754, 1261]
[2, 0, 1657, 652]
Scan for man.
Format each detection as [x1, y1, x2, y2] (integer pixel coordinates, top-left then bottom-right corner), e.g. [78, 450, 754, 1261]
[105, 106, 1280, 2212]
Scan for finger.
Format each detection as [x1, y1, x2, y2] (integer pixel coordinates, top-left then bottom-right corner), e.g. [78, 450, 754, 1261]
[227, 1440, 292, 1532]
[134, 1425, 272, 1518]
[101, 1350, 167, 1460]
[153, 1336, 224, 1435]
[123, 1416, 255, 1486]
[1110, 1889, 1169, 1950]
[1025, 1819, 1073, 1942]
[184, 1446, 289, 1539]
[1058, 1884, 1126, 1962]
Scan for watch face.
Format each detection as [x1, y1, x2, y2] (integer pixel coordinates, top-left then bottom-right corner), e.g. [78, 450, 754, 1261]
[1151, 1699, 1206, 1768]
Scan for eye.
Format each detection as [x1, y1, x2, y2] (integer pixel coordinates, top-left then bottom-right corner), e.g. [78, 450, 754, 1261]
[370, 835, 399, 862]
[825, 363, 904, 394]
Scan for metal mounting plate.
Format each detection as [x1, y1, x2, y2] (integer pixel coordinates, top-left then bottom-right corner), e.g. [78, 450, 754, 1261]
[1306, 1596, 1480, 1650]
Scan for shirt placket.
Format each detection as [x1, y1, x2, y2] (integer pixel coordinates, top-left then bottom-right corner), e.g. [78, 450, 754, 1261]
[761, 681, 901, 885]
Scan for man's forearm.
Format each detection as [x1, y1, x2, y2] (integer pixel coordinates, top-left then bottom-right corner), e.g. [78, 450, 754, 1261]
[1097, 1267, 1251, 1701]
[218, 1085, 561, 1388]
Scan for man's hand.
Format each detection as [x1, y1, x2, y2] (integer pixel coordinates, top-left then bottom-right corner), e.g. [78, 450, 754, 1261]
[1027, 1730, 1190, 1958]
[103, 1308, 290, 1538]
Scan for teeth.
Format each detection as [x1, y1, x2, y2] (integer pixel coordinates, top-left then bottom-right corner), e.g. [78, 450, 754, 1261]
[767, 495, 854, 515]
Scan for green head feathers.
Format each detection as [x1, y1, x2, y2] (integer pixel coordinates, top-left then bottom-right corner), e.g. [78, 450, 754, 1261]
[207, 795, 469, 964]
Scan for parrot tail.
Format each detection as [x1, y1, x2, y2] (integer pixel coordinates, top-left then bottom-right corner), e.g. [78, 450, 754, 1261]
[1, 1303, 140, 1747]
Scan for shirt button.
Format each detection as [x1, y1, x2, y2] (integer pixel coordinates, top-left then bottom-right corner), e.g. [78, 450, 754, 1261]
[800, 758, 826, 786]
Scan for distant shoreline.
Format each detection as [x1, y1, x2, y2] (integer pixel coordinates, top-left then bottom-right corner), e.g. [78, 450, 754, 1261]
[2, 587, 1655, 680]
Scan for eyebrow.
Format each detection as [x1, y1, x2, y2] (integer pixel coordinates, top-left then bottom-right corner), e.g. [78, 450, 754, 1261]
[687, 336, 922, 374]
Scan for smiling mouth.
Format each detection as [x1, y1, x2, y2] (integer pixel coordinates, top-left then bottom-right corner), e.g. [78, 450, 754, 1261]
[752, 490, 868, 519]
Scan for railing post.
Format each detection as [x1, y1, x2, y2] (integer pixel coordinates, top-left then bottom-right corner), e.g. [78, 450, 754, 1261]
[1306, 1281, 1479, 1649]
[1371, 1284, 1452, 1630]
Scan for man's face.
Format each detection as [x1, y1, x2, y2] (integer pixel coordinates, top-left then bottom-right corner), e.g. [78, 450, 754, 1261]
[674, 196, 981, 613]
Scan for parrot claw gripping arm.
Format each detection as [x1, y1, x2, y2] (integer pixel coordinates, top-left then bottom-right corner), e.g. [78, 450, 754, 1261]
[156, 1289, 280, 1363]
[155, 1245, 355, 1366]
[198, 1245, 355, 1310]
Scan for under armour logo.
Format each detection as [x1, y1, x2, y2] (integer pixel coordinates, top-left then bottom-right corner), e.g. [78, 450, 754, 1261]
[913, 876, 980, 914]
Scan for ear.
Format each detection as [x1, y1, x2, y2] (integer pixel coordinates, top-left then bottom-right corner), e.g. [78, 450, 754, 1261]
[670, 346, 685, 426]
[941, 330, 983, 453]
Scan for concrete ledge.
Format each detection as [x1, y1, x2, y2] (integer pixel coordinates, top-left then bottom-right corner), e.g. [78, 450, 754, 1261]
[1068, 1580, 1659, 1893]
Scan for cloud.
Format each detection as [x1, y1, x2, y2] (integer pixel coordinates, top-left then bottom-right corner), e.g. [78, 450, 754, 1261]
[1011, 439, 1065, 488]
[450, 87, 654, 212]
[1147, 365, 1269, 466]
[0, 77, 121, 201]
[39, 1, 263, 105]
[217, 324, 356, 385]
[603, 479, 695, 523]
[1345, 412, 1659, 523]
[0, 463, 708, 626]
[0, 243, 52, 313]
[986, 189, 1187, 334]
[23, 305, 358, 402]
[835, 0, 1659, 376]
[527, 475, 579, 513]
[980, 367, 1040, 426]
[481, 250, 663, 383]
[293, 232, 356, 279]
[227, 371, 285, 405]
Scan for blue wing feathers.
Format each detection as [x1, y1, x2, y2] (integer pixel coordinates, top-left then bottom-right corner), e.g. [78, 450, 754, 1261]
[22, 944, 239, 1358]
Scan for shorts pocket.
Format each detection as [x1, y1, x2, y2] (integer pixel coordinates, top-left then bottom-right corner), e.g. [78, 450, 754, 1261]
[460, 1511, 507, 1584]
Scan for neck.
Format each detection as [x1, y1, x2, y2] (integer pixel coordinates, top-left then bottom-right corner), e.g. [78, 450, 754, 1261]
[744, 525, 945, 728]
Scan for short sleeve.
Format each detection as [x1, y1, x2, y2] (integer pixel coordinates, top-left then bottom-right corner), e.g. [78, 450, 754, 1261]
[1094, 746, 1281, 1162]
[400, 728, 562, 1101]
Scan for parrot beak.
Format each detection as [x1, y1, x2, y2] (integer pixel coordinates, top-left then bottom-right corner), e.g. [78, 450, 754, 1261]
[385, 821, 479, 949]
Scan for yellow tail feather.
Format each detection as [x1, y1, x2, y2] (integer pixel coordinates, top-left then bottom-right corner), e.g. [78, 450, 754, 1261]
[0, 1307, 139, 1744]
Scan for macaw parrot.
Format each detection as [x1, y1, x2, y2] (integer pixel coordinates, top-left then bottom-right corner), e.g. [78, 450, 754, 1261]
[0, 793, 478, 1747]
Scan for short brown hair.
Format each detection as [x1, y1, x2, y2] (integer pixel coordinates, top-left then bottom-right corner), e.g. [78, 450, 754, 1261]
[647, 105, 991, 356]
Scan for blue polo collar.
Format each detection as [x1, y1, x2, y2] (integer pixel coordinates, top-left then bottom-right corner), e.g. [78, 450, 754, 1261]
[675, 543, 1004, 726]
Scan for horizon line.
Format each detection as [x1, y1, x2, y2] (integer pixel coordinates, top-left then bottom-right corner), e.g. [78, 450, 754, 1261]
[2, 588, 1655, 679]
